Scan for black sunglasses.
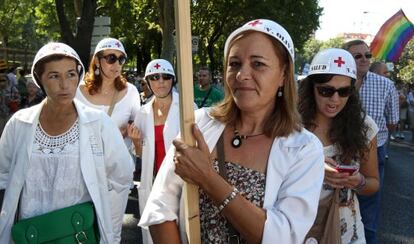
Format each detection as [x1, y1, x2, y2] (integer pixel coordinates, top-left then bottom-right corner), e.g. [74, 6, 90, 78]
[353, 53, 372, 60]
[0, 79, 7, 83]
[147, 73, 174, 81]
[316, 85, 354, 98]
[99, 54, 126, 65]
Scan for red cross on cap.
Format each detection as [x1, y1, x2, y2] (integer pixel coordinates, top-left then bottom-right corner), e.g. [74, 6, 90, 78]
[154, 63, 161, 69]
[334, 57, 345, 67]
[248, 20, 262, 27]
[115, 42, 121, 48]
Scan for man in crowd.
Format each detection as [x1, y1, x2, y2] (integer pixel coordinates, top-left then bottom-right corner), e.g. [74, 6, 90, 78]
[194, 66, 223, 108]
[369, 61, 390, 78]
[344, 40, 399, 244]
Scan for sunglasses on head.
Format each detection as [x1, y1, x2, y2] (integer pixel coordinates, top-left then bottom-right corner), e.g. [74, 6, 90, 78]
[147, 73, 174, 81]
[99, 54, 126, 65]
[353, 53, 372, 60]
[316, 85, 354, 98]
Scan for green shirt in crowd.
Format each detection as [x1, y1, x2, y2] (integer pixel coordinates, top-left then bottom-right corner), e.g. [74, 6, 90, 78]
[194, 85, 224, 108]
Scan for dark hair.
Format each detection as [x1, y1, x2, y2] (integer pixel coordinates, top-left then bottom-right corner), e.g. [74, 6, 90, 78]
[199, 66, 211, 74]
[33, 54, 80, 95]
[84, 52, 127, 95]
[298, 74, 369, 163]
[342, 39, 368, 51]
[369, 61, 385, 73]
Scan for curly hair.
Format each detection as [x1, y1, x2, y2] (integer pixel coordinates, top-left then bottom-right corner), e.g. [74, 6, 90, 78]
[84, 53, 127, 95]
[298, 74, 369, 164]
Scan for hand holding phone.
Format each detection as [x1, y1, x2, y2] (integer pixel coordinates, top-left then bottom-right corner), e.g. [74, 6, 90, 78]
[335, 164, 359, 175]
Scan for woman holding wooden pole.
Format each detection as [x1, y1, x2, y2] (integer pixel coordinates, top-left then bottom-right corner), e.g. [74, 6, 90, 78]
[139, 19, 325, 244]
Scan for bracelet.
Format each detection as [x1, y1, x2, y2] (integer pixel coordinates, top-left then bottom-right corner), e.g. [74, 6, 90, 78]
[353, 173, 366, 192]
[217, 187, 239, 212]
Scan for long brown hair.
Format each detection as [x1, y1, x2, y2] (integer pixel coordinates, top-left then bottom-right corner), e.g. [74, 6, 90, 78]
[84, 52, 127, 95]
[210, 31, 302, 138]
[298, 74, 369, 163]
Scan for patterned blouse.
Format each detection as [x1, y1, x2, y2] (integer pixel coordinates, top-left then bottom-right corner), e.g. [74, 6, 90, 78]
[199, 160, 266, 244]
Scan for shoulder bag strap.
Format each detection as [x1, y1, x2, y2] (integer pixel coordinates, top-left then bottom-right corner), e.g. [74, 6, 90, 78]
[107, 90, 119, 117]
[217, 133, 226, 179]
[216, 133, 240, 244]
[199, 87, 213, 108]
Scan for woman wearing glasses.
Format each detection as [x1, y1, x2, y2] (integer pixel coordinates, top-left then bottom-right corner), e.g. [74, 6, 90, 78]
[127, 59, 189, 244]
[76, 37, 141, 140]
[75, 37, 140, 243]
[299, 48, 379, 243]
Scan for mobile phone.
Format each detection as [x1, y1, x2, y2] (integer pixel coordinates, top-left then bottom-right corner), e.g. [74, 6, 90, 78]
[335, 165, 359, 175]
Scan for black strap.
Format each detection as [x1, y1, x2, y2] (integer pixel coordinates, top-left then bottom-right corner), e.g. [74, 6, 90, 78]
[199, 87, 213, 108]
[217, 134, 226, 179]
[216, 133, 240, 244]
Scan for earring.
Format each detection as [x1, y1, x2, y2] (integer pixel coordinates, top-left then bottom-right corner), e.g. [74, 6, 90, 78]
[277, 87, 283, 97]
[94, 67, 100, 76]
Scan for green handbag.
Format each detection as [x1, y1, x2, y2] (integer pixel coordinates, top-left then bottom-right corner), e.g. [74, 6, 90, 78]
[11, 201, 100, 244]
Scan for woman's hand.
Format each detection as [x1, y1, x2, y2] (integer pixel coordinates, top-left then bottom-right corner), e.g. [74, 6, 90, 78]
[127, 123, 143, 154]
[324, 157, 354, 189]
[173, 124, 215, 186]
[120, 125, 128, 138]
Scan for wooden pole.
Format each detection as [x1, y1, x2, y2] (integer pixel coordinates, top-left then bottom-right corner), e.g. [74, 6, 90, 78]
[174, 0, 201, 243]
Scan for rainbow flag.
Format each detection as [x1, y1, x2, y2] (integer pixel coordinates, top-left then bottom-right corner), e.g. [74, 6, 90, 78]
[370, 9, 414, 62]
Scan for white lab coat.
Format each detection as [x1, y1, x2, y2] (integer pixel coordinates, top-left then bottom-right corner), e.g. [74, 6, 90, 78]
[0, 99, 134, 243]
[134, 92, 181, 244]
[139, 108, 325, 244]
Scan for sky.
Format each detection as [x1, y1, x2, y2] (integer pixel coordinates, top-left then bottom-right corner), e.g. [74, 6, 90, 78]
[315, 0, 414, 40]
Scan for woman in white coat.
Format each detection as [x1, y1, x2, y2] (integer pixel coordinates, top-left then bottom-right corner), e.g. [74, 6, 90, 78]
[0, 42, 134, 243]
[76, 37, 140, 142]
[139, 19, 325, 244]
[128, 59, 182, 244]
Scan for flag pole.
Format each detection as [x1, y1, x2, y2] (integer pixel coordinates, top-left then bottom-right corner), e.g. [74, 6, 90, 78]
[174, 0, 201, 243]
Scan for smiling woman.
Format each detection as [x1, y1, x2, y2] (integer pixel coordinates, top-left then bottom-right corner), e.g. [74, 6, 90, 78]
[138, 19, 325, 244]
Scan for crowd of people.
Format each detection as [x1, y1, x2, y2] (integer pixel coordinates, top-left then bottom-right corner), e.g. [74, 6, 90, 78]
[0, 17, 411, 244]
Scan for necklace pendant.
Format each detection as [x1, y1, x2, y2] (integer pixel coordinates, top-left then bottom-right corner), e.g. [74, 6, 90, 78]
[231, 134, 242, 148]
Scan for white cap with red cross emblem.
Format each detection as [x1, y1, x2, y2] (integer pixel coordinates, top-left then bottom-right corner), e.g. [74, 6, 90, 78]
[224, 19, 295, 62]
[308, 48, 356, 79]
[94, 37, 127, 57]
[144, 59, 175, 78]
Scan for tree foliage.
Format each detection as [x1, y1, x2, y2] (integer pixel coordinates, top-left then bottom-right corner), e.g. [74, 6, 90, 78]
[191, 0, 323, 73]
[395, 38, 414, 84]
[3, 0, 323, 73]
[0, 0, 37, 49]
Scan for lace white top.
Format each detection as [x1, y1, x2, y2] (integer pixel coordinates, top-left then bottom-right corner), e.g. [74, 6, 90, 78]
[19, 119, 91, 220]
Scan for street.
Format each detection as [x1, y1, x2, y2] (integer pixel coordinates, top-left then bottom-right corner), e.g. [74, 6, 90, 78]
[120, 132, 414, 244]
[379, 132, 414, 244]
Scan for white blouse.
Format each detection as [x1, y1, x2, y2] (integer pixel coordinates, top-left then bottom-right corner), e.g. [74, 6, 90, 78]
[76, 82, 141, 129]
[316, 115, 378, 244]
[19, 119, 91, 220]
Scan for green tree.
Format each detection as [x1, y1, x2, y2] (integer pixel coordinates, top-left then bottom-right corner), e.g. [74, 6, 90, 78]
[191, 0, 323, 74]
[297, 38, 322, 73]
[395, 38, 414, 84]
[55, 0, 97, 67]
[320, 37, 345, 49]
[0, 0, 35, 48]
